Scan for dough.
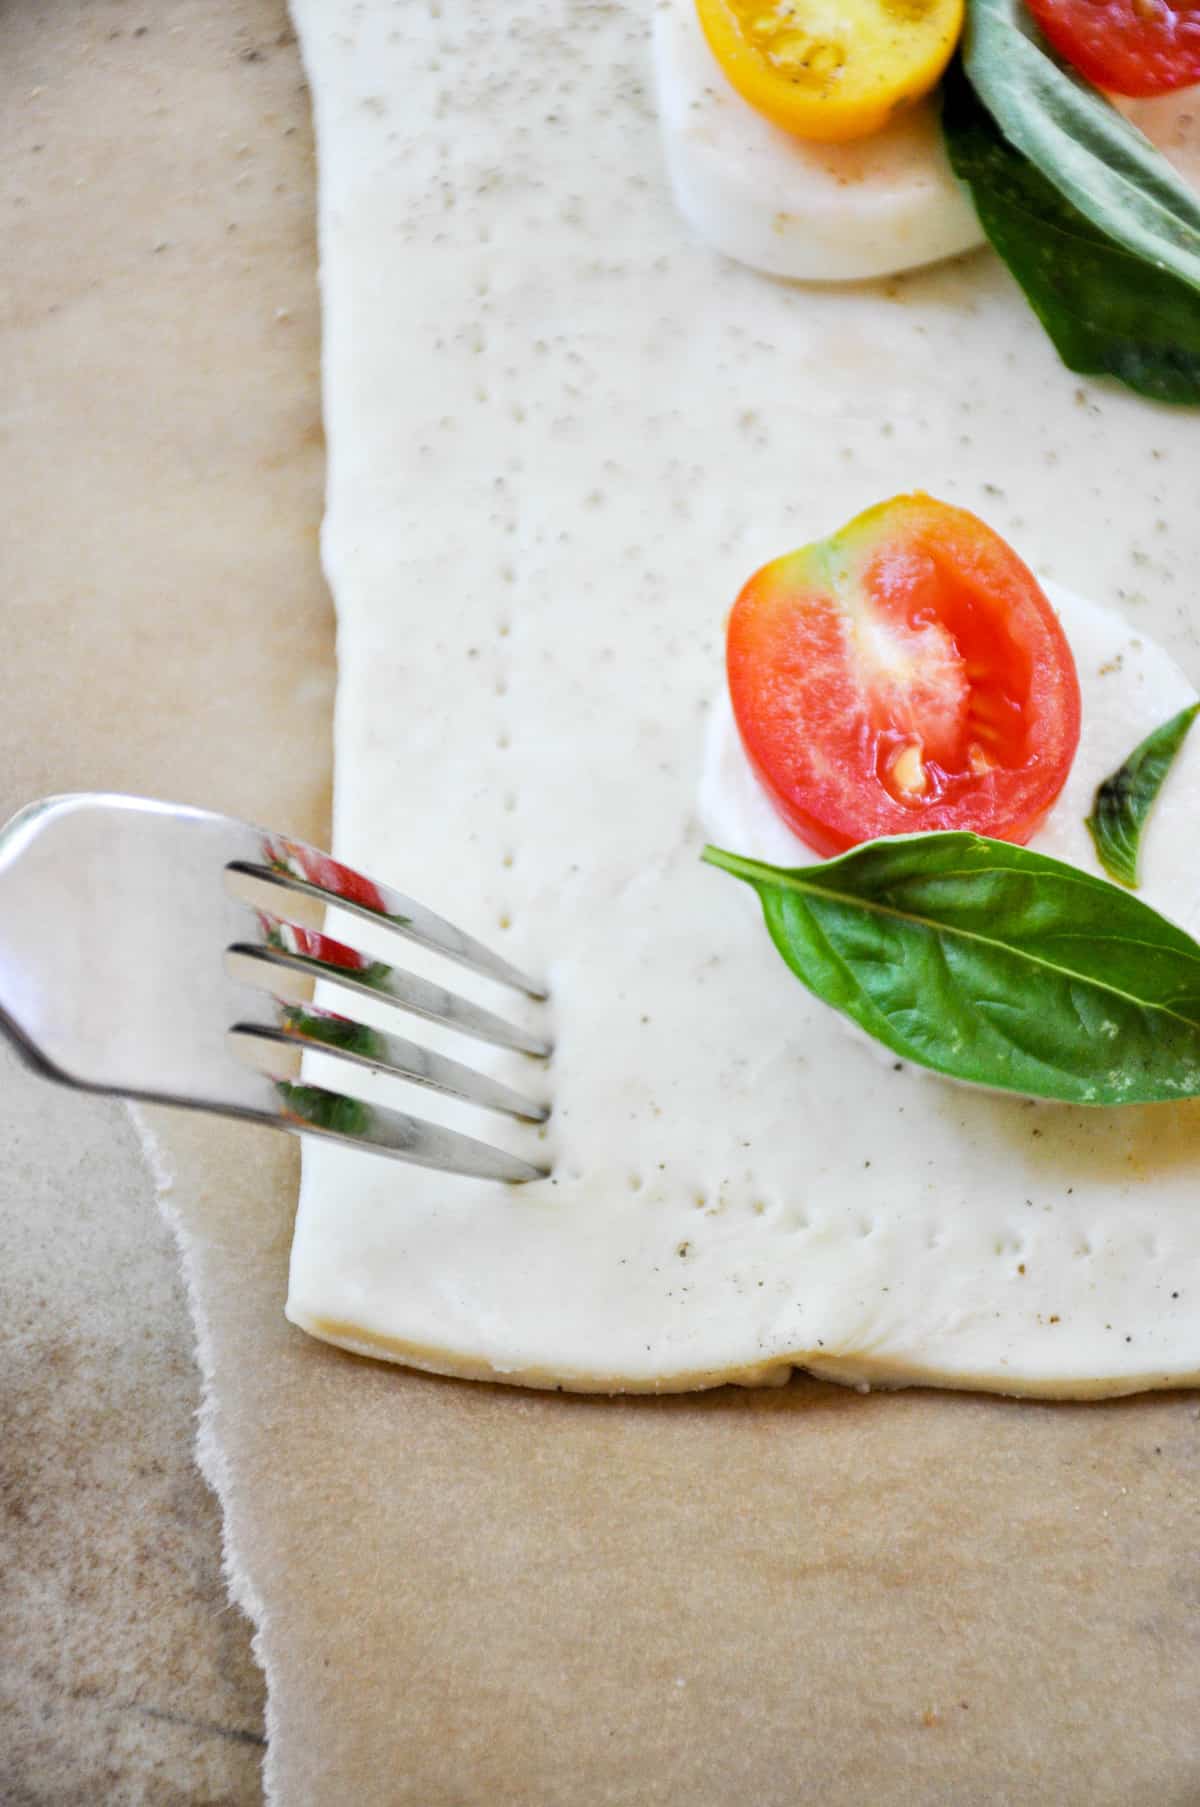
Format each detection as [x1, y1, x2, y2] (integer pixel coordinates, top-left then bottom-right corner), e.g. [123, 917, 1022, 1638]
[286, 0, 1200, 1396]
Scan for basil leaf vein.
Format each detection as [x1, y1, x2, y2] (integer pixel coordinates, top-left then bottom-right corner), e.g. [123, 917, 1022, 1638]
[704, 832, 1200, 1105]
[1086, 702, 1200, 889]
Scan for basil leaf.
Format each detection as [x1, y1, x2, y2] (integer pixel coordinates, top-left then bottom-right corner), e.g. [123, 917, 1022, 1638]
[1086, 702, 1200, 889]
[281, 1006, 387, 1059]
[704, 832, 1200, 1105]
[962, 0, 1200, 290]
[942, 63, 1200, 403]
[277, 1081, 372, 1137]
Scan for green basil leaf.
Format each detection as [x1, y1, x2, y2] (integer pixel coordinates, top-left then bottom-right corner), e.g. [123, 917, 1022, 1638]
[962, 0, 1200, 290]
[942, 62, 1200, 403]
[281, 1006, 387, 1059]
[1086, 702, 1200, 889]
[704, 832, 1200, 1106]
[277, 1081, 372, 1137]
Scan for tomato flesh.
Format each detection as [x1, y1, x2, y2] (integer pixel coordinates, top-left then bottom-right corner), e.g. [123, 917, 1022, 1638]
[265, 835, 387, 914]
[694, 0, 964, 142]
[1024, 0, 1200, 97]
[259, 837, 389, 972]
[726, 495, 1082, 856]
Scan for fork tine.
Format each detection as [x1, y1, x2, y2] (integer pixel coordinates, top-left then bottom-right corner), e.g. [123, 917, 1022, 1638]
[272, 1077, 549, 1183]
[230, 925, 553, 1058]
[229, 842, 547, 999]
[231, 1004, 550, 1123]
[0, 793, 555, 1181]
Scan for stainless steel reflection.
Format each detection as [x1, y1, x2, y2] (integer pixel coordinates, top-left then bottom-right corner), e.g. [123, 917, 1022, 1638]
[0, 794, 551, 1183]
[231, 921, 551, 1057]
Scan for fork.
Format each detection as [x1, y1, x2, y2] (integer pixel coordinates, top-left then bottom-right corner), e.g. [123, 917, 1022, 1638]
[0, 793, 551, 1183]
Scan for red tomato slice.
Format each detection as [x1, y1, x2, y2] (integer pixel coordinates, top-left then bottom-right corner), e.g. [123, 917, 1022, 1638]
[1024, 0, 1200, 97]
[265, 835, 387, 914]
[726, 495, 1081, 857]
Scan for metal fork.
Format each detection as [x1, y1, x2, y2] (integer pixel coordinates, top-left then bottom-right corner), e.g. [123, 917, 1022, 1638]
[0, 794, 551, 1183]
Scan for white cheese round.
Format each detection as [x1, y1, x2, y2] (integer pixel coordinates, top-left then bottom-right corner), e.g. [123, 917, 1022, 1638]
[652, 0, 986, 281]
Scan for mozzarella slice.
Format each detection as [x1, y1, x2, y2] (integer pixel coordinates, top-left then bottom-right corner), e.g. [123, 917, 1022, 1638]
[652, 0, 986, 281]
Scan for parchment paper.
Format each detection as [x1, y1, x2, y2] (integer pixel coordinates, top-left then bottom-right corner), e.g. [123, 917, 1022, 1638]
[7, 1, 1200, 1802]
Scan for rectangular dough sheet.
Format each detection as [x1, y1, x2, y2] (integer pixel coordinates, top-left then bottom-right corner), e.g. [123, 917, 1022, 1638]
[286, 0, 1200, 1397]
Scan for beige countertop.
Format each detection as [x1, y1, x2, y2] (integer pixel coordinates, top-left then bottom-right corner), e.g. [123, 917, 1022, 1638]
[2, 1, 327, 1796]
[1, 1066, 266, 1802]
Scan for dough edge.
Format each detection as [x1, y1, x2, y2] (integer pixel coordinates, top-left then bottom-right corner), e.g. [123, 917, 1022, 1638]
[286, 1306, 1200, 1400]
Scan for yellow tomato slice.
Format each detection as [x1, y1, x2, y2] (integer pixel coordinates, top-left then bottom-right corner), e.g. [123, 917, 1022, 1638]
[694, 0, 964, 142]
